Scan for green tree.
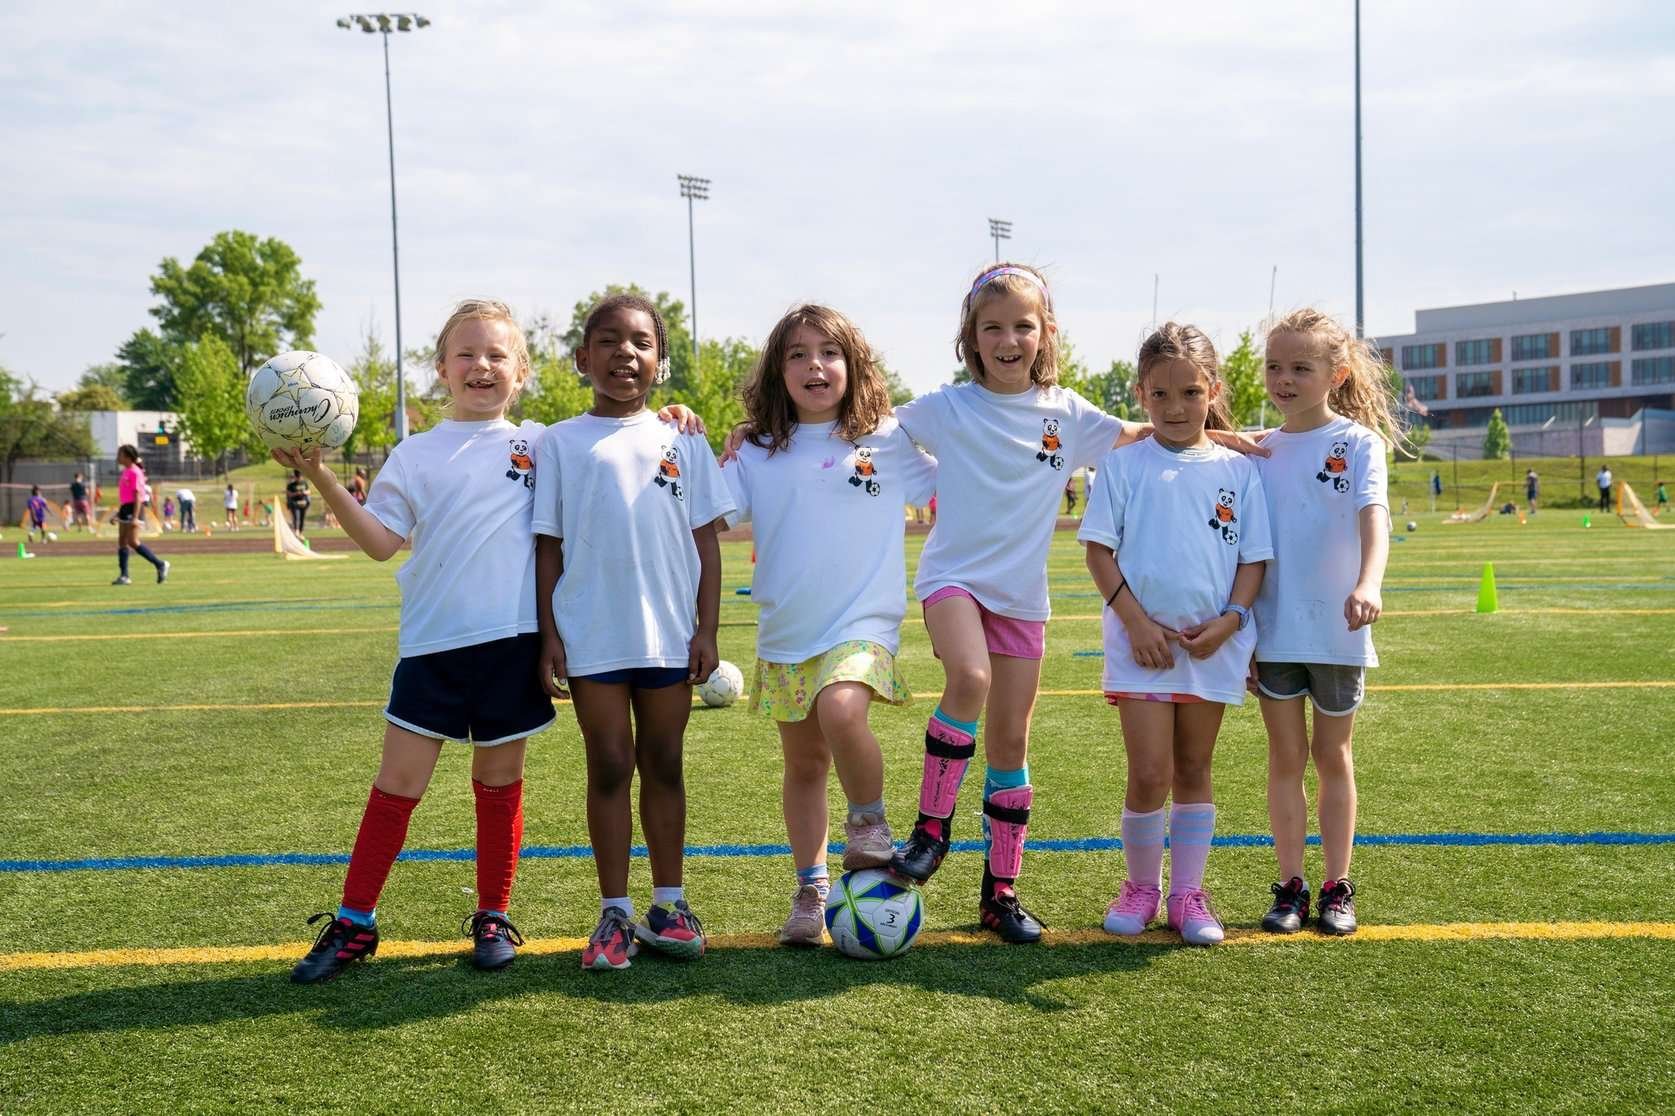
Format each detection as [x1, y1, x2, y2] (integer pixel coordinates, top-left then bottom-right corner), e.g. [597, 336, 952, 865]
[173, 335, 256, 476]
[1219, 330, 1268, 427]
[1055, 333, 1093, 397]
[517, 315, 594, 427]
[55, 384, 127, 412]
[684, 337, 759, 454]
[1482, 408, 1511, 460]
[1081, 358, 1138, 421]
[341, 329, 400, 466]
[564, 285, 694, 393]
[116, 328, 180, 411]
[875, 357, 915, 406]
[77, 362, 130, 403]
[0, 366, 97, 494]
[149, 230, 321, 376]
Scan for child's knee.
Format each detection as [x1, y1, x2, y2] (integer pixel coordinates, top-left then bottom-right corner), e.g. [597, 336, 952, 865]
[1127, 760, 1171, 803]
[945, 659, 991, 700]
[586, 743, 636, 793]
[782, 740, 831, 783]
[1311, 735, 1355, 777]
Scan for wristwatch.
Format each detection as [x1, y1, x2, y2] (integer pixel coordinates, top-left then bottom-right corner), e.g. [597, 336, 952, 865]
[1221, 603, 1251, 631]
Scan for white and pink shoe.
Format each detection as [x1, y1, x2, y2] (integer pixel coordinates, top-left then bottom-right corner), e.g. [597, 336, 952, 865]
[1102, 880, 1163, 937]
[1167, 888, 1225, 946]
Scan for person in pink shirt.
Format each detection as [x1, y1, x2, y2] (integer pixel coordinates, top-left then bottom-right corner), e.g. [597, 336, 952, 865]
[112, 445, 169, 585]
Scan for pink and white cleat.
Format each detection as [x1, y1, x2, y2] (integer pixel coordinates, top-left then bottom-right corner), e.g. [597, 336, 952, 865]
[1167, 888, 1225, 946]
[841, 814, 896, 870]
[1102, 881, 1163, 937]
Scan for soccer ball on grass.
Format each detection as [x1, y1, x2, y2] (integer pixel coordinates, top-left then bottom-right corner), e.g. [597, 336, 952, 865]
[825, 869, 924, 960]
[246, 351, 358, 453]
[696, 660, 744, 707]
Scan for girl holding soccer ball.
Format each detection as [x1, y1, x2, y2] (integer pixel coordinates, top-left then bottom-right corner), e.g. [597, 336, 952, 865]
[284, 299, 557, 981]
[721, 305, 936, 947]
[1080, 324, 1272, 947]
[1251, 308, 1399, 937]
[532, 294, 732, 971]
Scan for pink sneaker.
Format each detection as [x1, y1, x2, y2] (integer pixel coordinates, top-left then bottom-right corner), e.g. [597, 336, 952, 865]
[841, 814, 895, 870]
[1102, 881, 1162, 936]
[1166, 888, 1225, 946]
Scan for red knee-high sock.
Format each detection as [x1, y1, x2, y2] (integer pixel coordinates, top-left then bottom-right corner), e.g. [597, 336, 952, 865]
[341, 786, 421, 915]
[473, 778, 524, 914]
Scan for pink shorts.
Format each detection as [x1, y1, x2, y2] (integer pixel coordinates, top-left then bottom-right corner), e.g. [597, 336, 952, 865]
[921, 586, 1046, 661]
[1105, 691, 1206, 706]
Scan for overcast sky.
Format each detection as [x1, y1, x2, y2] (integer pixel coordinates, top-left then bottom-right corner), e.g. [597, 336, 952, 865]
[4, 1, 1672, 400]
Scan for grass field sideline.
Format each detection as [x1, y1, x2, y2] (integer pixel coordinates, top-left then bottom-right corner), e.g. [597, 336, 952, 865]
[1, 510, 1671, 1113]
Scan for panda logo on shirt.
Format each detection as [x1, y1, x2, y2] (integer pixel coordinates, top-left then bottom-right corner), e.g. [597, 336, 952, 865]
[1316, 439, 1351, 493]
[654, 444, 684, 501]
[1208, 488, 1238, 545]
[847, 446, 882, 496]
[505, 438, 535, 489]
[1036, 419, 1065, 470]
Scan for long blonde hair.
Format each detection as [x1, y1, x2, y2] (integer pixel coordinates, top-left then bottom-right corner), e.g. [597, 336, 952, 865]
[954, 262, 1059, 386]
[1266, 308, 1403, 447]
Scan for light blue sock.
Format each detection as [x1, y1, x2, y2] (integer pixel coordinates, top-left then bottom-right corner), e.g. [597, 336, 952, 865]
[796, 863, 830, 897]
[477, 908, 507, 919]
[932, 706, 979, 738]
[337, 905, 375, 927]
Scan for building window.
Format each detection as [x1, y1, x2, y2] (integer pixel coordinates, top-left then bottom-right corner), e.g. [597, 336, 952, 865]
[1401, 343, 1444, 370]
[1570, 327, 1614, 356]
[1512, 367, 1554, 395]
[1632, 322, 1674, 351]
[1504, 401, 1599, 427]
[1511, 333, 1555, 361]
[1455, 339, 1494, 366]
[1455, 371, 1494, 398]
[1571, 361, 1612, 390]
[1632, 357, 1675, 385]
[1406, 374, 1442, 401]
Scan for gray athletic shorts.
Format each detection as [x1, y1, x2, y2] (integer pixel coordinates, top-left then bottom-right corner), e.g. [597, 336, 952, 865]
[1255, 661, 1366, 717]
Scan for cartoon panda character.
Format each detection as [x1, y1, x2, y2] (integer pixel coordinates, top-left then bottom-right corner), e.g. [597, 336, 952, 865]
[505, 438, 535, 489]
[654, 445, 683, 500]
[1208, 487, 1239, 545]
[1036, 418, 1064, 470]
[1316, 439, 1351, 493]
[847, 445, 882, 496]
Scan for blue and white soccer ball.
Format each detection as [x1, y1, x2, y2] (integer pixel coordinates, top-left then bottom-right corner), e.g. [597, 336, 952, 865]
[246, 351, 358, 453]
[824, 869, 924, 960]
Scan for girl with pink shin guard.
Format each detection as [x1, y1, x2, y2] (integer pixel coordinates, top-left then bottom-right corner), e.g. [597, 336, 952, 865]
[1079, 323, 1272, 946]
[887, 263, 1157, 942]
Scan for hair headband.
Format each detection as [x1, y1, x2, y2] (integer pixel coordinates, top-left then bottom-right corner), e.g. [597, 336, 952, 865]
[969, 266, 1052, 308]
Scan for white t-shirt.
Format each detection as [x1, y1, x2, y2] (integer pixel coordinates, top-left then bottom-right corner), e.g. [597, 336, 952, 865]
[366, 417, 546, 658]
[176, 488, 194, 504]
[1598, 468, 1612, 489]
[1078, 439, 1274, 704]
[898, 382, 1122, 620]
[533, 412, 734, 675]
[723, 418, 936, 663]
[224, 489, 238, 509]
[1254, 417, 1388, 667]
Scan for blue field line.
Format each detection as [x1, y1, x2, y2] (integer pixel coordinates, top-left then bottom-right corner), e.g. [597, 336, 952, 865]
[4, 830, 1670, 874]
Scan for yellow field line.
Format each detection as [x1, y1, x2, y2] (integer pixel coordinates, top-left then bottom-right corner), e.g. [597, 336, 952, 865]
[0, 627, 400, 642]
[1038, 681, 1675, 697]
[5, 920, 1670, 973]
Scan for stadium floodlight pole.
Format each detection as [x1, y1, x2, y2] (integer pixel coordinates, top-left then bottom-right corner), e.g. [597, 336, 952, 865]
[678, 175, 710, 364]
[988, 218, 1011, 263]
[1353, 0, 1365, 338]
[337, 12, 430, 443]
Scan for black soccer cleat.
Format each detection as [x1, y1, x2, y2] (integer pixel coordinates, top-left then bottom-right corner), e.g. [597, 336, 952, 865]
[463, 910, 524, 971]
[979, 886, 1045, 944]
[156, 560, 170, 584]
[1318, 878, 1358, 936]
[889, 819, 951, 883]
[1261, 877, 1311, 934]
[291, 912, 379, 984]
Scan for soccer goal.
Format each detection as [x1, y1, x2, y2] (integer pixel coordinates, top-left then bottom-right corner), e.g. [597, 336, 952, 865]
[272, 494, 345, 559]
[1617, 482, 1675, 530]
[1443, 482, 1499, 525]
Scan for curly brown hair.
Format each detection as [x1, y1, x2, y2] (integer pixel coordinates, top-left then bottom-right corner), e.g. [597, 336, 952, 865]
[742, 304, 892, 454]
[954, 261, 1059, 386]
[1136, 322, 1235, 432]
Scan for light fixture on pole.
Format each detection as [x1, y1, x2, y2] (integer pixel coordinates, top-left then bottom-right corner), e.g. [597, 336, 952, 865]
[678, 175, 710, 365]
[337, 12, 430, 442]
[988, 218, 1012, 263]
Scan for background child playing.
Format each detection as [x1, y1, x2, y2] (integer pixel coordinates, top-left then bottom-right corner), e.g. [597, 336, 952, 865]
[722, 304, 936, 946]
[284, 299, 555, 982]
[1080, 322, 1272, 946]
[1253, 308, 1398, 937]
[111, 445, 168, 585]
[534, 293, 733, 971]
[26, 486, 50, 542]
[224, 483, 240, 529]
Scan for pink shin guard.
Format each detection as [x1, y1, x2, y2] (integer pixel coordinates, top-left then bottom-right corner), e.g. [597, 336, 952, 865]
[918, 720, 976, 819]
[983, 785, 1033, 880]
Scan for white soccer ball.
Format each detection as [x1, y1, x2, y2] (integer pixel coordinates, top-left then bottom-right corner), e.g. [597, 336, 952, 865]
[45, 532, 57, 542]
[246, 351, 359, 453]
[696, 660, 744, 708]
[1406, 521, 1419, 532]
[825, 869, 924, 960]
